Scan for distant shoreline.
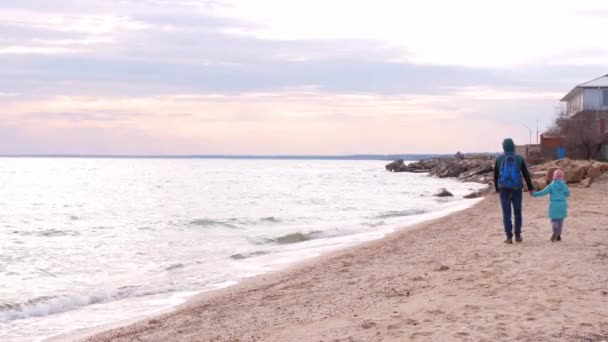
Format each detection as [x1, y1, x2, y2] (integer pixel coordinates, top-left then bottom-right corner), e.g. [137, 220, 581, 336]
[0, 154, 452, 161]
[0, 153, 501, 161]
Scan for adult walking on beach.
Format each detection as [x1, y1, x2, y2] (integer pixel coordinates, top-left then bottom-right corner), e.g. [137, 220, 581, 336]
[494, 138, 534, 244]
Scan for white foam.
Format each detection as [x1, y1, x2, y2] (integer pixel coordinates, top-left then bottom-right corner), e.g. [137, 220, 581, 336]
[0, 286, 180, 322]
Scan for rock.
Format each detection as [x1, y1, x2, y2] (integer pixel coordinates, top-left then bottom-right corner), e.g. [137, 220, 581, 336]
[580, 162, 594, 173]
[475, 173, 493, 184]
[556, 158, 573, 168]
[463, 192, 478, 199]
[532, 180, 540, 191]
[385, 160, 404, 172]
[434, 188, 454, 197]
[385, 157, 495, 184]
[458, 163, 494, 181]
[531, 179, 547, 191]
[463, 186, 492, 199]
[532, 171, 547, 178]
[546, 167, 559, 183]
[565, 167, 585, 184]
[587, 166, 602, 180]
[581, 178, 593, 187]
[431, 162, 468, 178]
[537, 178, 547, 190]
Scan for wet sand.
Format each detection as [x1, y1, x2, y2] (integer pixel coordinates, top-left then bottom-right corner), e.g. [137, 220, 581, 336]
[83, 176, 608, 341]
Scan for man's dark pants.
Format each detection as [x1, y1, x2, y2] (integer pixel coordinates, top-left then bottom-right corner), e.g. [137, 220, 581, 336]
[499, 188, 523, 239]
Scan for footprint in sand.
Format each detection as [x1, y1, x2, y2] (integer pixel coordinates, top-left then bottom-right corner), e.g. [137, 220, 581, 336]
[360, 320, 376, 329]
[426, 309, 445, 315]
[410, 331, 434, 339]
[405, 318, 420, 326]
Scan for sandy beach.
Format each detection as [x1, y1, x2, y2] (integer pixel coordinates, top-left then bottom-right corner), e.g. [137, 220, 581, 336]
[82, 175, 608, 342]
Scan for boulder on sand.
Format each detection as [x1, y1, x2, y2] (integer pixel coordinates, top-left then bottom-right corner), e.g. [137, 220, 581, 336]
[565, 167, 585, 184]
[580, 162, 594, 173]
[532, 178, 548, 191]
[532, 171, 546, 178]
[556, 158, 573, 168]
[587, 166, 602, 180]
[463, 186, 492, 199]
[434, 188, 454, 197]
[581, 178, 593, 188]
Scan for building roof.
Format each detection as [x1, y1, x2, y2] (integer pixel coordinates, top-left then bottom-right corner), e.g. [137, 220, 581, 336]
[561, 74, 608, 101]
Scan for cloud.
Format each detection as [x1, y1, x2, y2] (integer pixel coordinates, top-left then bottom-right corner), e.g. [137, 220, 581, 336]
[1, 85, 567, 154]
[219, 0, 608, 67]
[0, 0, 607, 154]
[20, 111, 145, 122]
[1, 0, 606, 97]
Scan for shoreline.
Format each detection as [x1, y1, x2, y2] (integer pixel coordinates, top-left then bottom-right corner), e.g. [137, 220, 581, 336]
[82, 175, 608, 341]
[47, 194, 484, 342]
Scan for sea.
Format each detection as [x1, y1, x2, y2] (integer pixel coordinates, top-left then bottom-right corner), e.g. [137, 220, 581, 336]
[0, 158, 486, 341]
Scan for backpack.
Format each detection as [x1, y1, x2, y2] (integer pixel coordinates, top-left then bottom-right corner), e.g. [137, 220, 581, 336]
[499, 154, 522, 190]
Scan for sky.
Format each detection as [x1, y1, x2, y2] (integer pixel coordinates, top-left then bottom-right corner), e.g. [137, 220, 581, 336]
[1, 0, 607, 155]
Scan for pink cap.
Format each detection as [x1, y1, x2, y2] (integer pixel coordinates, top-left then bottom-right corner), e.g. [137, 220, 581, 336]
[553, 169, 565, 180]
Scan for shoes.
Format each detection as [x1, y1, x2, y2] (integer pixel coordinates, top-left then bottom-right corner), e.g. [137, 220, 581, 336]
[504, 238, 513, 244]
[556, 235, 562, 241]
[550, 234, 556, 242]
[515, 235, 523, 243]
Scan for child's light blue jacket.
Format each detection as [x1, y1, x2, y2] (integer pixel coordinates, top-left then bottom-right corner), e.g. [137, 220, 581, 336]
[532, 179, 570, 219]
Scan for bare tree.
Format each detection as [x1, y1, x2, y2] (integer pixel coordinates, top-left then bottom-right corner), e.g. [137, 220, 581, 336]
[544, 107, 568, 136]
[549, 109, 607, 159]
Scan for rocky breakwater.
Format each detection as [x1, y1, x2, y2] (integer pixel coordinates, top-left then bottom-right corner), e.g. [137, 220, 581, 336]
[386, 156, 608, 199]
[386, 157, 495, 184]
[386, 157, 495, 199]
[529, 158, 608, 190]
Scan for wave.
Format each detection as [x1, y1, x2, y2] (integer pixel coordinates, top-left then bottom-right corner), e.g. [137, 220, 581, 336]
[188, 217, 282, 229]
[188, 219, 239, 229]
[260, 216, 281, 223]
[230, 251, 270, 260]
[11, 229, 80, 237]
[373, 209, 427, 219]
[363, 221, 387, 228]
[164, 263, 185, 271]
[271, 231, 324, 245]
[0, 285, 175, 322]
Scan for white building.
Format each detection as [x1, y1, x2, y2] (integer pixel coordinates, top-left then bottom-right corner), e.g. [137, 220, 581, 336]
[561, 74, 608, 117]
[560, 74, 608, 159]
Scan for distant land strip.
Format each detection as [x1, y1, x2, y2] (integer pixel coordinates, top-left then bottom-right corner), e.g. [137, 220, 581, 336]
[0, 154, 448, 160]
[0, 154, 463, 161]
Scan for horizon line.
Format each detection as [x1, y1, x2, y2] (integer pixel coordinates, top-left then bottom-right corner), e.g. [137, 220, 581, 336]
[0, 153, 498, 160]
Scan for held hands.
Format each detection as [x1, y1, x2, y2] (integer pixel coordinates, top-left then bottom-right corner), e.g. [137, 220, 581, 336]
[529, 190, 535, 197]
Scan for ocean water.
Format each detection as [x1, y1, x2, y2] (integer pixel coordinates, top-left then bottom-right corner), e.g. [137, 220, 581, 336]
[0, 158, 485, 341]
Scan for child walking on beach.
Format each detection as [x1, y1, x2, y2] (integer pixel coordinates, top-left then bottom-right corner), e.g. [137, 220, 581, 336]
[533, 169, 570, 242]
